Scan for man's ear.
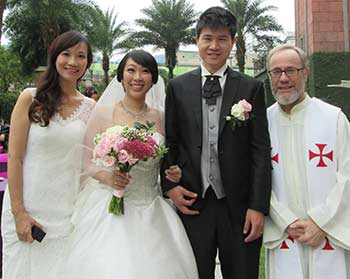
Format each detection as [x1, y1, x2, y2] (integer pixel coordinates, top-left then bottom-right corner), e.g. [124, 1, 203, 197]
[230, 36, 236, 50]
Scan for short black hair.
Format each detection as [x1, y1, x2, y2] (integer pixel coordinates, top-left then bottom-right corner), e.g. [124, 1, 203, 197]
[117, 49, 158, 84]
[196, 6, 237, 38]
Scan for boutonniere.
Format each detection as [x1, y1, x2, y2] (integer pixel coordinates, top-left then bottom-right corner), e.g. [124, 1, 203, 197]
[226, 99, 253, 130]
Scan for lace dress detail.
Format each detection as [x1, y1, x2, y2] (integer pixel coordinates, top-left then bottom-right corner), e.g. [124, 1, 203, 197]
[62, 133, 199, 279]
[1, 88, 94, 279]
[51, 96, 95, 125]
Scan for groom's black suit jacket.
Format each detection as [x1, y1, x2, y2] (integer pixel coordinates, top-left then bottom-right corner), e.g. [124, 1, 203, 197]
[161, 67, 272, 224]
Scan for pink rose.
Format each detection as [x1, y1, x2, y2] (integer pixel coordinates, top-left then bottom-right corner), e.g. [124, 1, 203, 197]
[238, 99, 252, 113]
[114, 137, 128, 153]
[102, 155, 116, 167]
[99, 136, 114, 151]
[127, 155, 139, 165]
[238, 99, 252, 120]
[94, 141, 110, 159]
[118, 149, 129, 164]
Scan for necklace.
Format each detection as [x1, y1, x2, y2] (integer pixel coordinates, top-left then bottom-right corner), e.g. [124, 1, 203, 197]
[120, 100, 148, 120]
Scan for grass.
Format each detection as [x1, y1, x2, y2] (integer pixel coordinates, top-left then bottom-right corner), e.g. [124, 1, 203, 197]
[89, 63, 255, 77]
[89, 63, 118, 73]
[259, 246, 266, 279]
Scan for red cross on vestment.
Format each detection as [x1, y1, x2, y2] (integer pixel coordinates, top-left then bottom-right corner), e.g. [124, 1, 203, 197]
[280, 236, 294, 249]
[322, 237, 335, 250]
[279, 236, 335, 250]
[271, 153, 279, 164]
[309, 143, 333, 167]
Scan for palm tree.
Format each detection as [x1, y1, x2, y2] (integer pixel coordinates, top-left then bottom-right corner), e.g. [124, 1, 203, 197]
[222, 0, 283, 73]
[87, 8, 127, 88]
[128, 0, 197, 79]
[0, 0, 6, 45]
[4, 0, 97, 74]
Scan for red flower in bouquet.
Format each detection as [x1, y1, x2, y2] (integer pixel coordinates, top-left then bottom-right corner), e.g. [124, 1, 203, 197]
[121, 139, 156, 160]
[92, 121, 168, 215]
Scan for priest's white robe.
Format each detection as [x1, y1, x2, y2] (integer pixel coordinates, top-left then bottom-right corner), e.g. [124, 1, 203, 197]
[264, 95, 350, 279]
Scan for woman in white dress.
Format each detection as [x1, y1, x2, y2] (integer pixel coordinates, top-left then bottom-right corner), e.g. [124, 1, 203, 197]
[1, 31, 95, 279]
[63, 50, 198, 278]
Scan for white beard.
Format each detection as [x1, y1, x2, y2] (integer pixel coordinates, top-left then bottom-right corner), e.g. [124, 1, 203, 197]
[272, 89, 304, 106]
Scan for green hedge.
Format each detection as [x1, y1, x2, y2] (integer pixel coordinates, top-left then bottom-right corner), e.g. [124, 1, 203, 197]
[0, 93, 18, 124]
[308, 52, 350, 118]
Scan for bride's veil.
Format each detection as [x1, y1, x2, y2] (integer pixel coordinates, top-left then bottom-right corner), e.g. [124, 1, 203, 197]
[99, 75, 165, 112]
[80, 74, 166, 184]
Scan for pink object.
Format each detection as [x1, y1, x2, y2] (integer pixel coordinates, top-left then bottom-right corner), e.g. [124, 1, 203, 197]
[0, 146, 3, 153]
[0, 153, 8, 179]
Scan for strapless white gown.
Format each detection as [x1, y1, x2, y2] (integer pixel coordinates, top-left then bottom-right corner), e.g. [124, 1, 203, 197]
[1, 92, 94, 279]
[62, 133, 198, 278]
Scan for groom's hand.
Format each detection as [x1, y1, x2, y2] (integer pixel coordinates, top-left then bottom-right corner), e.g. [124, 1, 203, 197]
[243, 209, 264, 243]
[166, 186, 199, 215]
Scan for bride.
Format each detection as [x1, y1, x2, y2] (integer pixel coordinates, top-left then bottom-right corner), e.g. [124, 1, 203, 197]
[63, 50, 198, 278]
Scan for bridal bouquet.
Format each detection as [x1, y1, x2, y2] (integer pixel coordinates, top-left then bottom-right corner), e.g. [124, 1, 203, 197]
[92, 121, 168, 215]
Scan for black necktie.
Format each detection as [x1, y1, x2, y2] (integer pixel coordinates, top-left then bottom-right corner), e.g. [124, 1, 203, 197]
[202, 75, 221, 105]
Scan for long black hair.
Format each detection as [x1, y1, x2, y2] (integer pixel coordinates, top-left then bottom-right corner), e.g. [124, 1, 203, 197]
[28, 31, 93, 126]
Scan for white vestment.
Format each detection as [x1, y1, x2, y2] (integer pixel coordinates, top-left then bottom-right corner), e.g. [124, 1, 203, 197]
[264, 95, 350, 279]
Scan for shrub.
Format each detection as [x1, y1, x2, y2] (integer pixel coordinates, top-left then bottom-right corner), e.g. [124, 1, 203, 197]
[0, 93, 18, 124]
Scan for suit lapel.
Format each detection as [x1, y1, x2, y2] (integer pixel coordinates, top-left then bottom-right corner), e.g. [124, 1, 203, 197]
[189, 68, 202, 132]
[219, 68, 240, 137]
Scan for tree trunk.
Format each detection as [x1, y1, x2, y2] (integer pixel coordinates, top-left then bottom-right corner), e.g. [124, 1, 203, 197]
[0, 0, 7, 45]
[168, 65, 174, 80]
[165, 46, 177, 80]
[235, 33, 246, 73]
[102, 53, 110, 88]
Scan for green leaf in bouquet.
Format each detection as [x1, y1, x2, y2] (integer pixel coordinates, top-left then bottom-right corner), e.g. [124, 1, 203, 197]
[146, 120, 155, 130]
[118, 163, 132, 173]
[154, 145, 169, 158]
[134, 121, 155, 132]
[109, 196, 124, 215]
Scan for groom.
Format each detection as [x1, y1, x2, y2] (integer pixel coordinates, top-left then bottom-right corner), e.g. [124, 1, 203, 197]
[161, 6, 271, 279]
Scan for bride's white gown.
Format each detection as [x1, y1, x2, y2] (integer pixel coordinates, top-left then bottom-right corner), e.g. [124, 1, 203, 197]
[63, 133, 198, 279]
[1, 90, 94, 279]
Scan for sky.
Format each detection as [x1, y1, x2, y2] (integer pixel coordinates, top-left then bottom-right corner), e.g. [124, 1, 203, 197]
[96, 0, 295, 32]
[1, 0, 295, 56]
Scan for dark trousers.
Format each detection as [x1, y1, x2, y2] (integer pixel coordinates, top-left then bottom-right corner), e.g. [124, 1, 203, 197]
[179, 188, 261, 279]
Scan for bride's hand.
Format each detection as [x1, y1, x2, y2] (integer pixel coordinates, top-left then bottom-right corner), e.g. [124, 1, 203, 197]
[95, 170, 130, 190]
[165, 165, 182, 183]
[112, 170, 131, 191]
[13, 210, 43, 243]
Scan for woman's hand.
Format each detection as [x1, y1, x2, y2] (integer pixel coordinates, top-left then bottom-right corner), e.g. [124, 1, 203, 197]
[13, 210, 44, 243]
[112, 170, 131, 191]
[96, 170, 130, 191]
[165, 165, 182, 183]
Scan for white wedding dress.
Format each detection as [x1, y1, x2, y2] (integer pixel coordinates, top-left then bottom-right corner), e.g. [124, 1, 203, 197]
[63, 133, 198, 279]
[1, 89, 94, 279]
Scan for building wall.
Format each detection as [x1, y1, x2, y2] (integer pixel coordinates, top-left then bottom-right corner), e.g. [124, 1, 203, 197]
[176, 51, 200, 67]
[295, 0, 350, 54]
[176, 50, 257, 70]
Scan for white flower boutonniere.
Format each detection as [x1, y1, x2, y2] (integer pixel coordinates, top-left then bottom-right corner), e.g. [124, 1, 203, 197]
[226, 99, 253, 130]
